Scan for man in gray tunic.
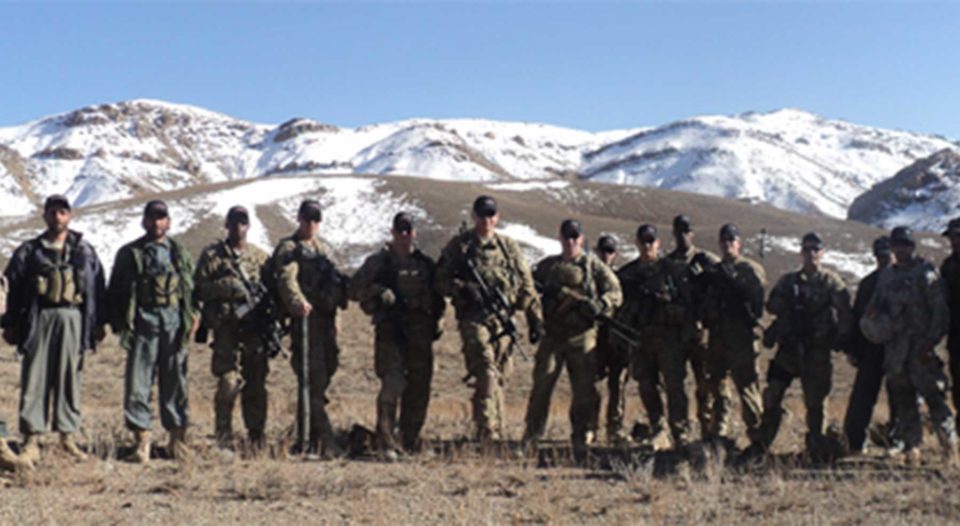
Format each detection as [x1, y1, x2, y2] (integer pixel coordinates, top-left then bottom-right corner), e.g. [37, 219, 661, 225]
[2, 195, 106, 465]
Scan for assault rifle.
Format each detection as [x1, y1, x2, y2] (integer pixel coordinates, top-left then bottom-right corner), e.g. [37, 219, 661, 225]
[464, 256, 529, 361]
[227, 257, 284, 358]
[545, 284, 641, 352]
[702, 261, 760, 327]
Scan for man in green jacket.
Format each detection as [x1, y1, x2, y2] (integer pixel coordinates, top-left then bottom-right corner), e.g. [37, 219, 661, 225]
[108, 200, 197, 463]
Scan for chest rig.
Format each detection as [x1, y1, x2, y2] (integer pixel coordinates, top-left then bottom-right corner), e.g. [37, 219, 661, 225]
[33, 239, 84, 308]
[138, 241, 181, 307]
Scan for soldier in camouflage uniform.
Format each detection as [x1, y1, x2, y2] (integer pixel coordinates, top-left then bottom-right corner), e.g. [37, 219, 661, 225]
[590, 235, 632, 445]
[617, 224, 694, 449]
[843, 236, 898, 453]
[863, 226, 957, 463]
[939, 217, 960, 419]
[521, 220, 622, 457]
[349, 213, 445, 459]
[108, 200, 196, 463]
[271, 199, 348, 457]
[194, 206, 272, 448]
[701, 223, 766, 446]
[756, 232, 853, 457]
[666, 214, 731, 442]
[435, 196, 543, 442]
[2, 195, 106, 464]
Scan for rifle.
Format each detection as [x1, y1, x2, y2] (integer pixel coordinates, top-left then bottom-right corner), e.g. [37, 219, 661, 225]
[464, 256, 529, 361]
[703, 261, 760, 327]
[546, 284, 641, 351]
[226, 256, 284, 358]
[298, 250, 349, 310]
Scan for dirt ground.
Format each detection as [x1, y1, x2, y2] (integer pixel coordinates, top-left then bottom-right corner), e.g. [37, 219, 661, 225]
[2, 304, 959, 525]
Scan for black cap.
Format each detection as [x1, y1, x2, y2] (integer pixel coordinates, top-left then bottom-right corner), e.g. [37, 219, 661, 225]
[44, 194, 71, 211]
[559, 219, 582, 240]
[873, 236, 892, 256]
[890, 226, 915, 246]
[942, 217, 960, 237]
[636, 224, 658, 242]
[298, 199, 322, 222]
[673, 215, 693, 233]
[226, 205, 249, 224]
[473, 195, 498, 217]
[392, 212, 415, 232]
[719, 223, 740, 241]
[143, 199, 169, 218]
[596, 235, 618, 254]
[801, 231, 824, 251]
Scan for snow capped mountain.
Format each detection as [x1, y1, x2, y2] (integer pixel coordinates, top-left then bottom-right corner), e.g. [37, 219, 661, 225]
[580, 109, 957, 219]
[0, 99, 955, 222]
[847, 148, 960, 232]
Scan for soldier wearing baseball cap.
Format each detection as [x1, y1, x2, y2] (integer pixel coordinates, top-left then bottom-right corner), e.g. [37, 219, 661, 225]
[942, 218, 960, 423]
[666, 214, 727, 443]
[865, 224, 957, 463]
[844, 235, 898, 453]
[194, 204, 273, 450]
[700, 222, 767, 448]
[757, 230, 852, 459]
[522, 218, 622, 460]
[349, 211, 445, 459]
[108, 197, 195, 463]
[435, 195, 543, 443]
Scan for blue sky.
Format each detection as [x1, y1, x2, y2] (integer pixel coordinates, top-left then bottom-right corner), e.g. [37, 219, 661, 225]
[2, 2, 958, 137]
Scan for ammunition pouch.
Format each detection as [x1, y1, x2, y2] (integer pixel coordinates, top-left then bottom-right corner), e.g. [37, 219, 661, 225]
[36, 263, 83, 307]
[137, 272, 180, 308]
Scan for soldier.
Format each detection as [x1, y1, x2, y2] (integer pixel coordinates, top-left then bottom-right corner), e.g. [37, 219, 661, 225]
[862, 226, 957, 463]
[700, 223, 766, 447]
[271, 199, 348, 457]
[108, 199, 196, 463]
[521, 220, 622, 458]
[939, 217, 960, 420]
[194, 206, 273, 449]
[591, 235, 632, 445]
[616, 224, 693, 450]
[435, 195, 543, 442]
[666, 214, 731, 442]
[349, 212, 445, 459]
[756, 232, 853, 458]
[843, 236, 897, 453]
[2, 195, 106, 464]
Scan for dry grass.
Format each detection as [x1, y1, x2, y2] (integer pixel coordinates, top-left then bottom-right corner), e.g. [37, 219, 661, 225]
[1, 304, 959, 525]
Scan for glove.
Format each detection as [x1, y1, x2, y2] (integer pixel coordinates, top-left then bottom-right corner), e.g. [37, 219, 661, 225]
[2, 327, 17, 346]
[578, 299, 605, 320]
[528, 315, 545, 345]
[379, 288, 396, 307]
[460, 283, 484, 306]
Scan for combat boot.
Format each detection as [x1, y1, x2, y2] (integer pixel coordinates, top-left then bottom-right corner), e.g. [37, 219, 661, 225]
[19, 433, 41, 464]
[60, 433, 88, 462]
[167, 427, 191, 460]
[129, 430, 151, 464]
[0, 439, 32, 471]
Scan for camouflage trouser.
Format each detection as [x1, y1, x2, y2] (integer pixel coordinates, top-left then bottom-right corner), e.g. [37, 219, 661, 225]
[211, 320, 269, 440]
[19, 307, 83, 435]
[374, 321, 434, 450]
[758, 345, 832, 449]
[459, 319, 512, 440]
[687, 327, 732, 440]
[949, 333, 960, 420]
[290, 312, 339, 448]
[631, 326, 691, 445]
[523, 329, 599, 445]
[124, 308, 188, 431]
[705, 325, 763, 443]
[886, 345, 957, 450]
[590, 334, 629, 441]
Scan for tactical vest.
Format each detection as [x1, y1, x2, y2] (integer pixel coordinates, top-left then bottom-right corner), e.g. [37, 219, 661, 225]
[374, 249, 439, 318]
[541, 255, 598, 332]
[138, 241, 181, 307]
[463, 235, 521, 305]
[34, 241, 84, 307]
